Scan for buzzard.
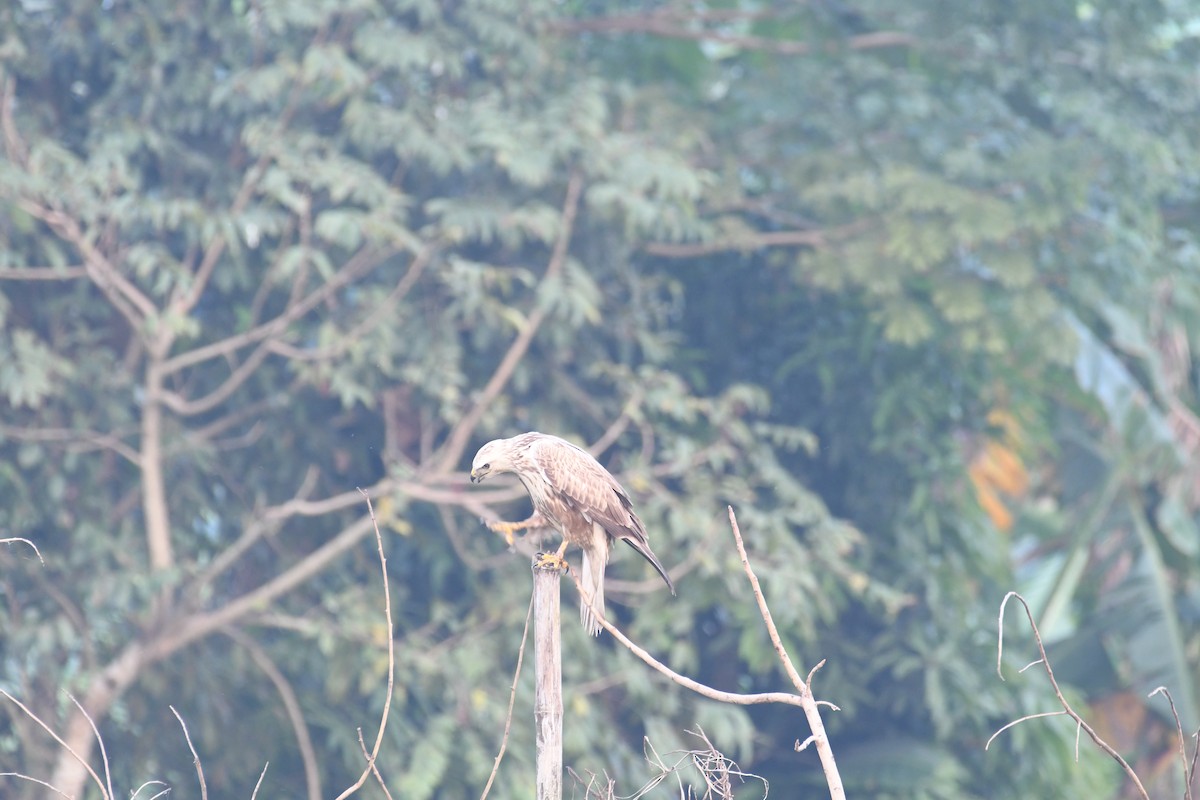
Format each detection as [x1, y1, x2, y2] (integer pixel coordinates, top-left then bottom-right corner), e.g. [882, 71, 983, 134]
[470, 432, 675, 635]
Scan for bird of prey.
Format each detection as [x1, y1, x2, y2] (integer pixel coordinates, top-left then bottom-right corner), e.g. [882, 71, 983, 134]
[470, 432, 675, 635]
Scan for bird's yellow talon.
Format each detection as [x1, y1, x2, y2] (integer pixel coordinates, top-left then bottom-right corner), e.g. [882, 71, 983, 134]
[485, 520, 520, 546]
[534, 551, 569, 572]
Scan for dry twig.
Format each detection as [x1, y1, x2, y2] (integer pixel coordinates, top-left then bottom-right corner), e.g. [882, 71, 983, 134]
[0, 537, 45, 564]
[989, 591, 1150, 800]
[169, 705, 208, 800]
[357, 729, 395, 800]
[0, 772, 71, 798]
[479, 592, 536, 799]
[565, 507, 843, 798]
[225, 628, 322, 800]
[333, 489, 397, 800]
[1148, 686, 1197, 800]
[250, 762, 270, 800]
[435, 171, 584, 473]
[0, 689, 112, 800]
[130, 780, 170, 800]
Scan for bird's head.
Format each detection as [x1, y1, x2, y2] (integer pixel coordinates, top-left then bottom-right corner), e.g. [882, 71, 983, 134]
[470, 438, 514, 484]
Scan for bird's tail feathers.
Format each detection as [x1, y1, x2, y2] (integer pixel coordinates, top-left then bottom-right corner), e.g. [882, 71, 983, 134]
[580, 548, 606, 637]
[621, 536, 676, 595]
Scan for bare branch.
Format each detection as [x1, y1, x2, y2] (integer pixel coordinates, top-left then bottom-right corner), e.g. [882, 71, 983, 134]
[572, 571, 803, 708]
[435, 172, 584, 473]
[985, 710, 1069, 750]
[0, 537, 45, 564]
[587, 388, 644, 459]
[333, 490, 396, 800]
[727, 507, 844, 799]
[160, 338, 276, 416]
[480, 593, 535, 800]
[0, 424, 141, 465]
[18, 201, 159, 327]
[0, 266, 89, 280]
[0, 689, 112, 800]
[549, 12, 916, 57]
[250, 763, 270, 800]
[161, 245, 398, 375]
[66, 692, 113, 800]
[0, 773, 72, 798]
[188, 465, 322, 595]
[170, 706, 208, 800]
[992, 592, 1150, 800]
[130, 780, 170, 800]
[269, 244, 437, 362]
[357, 729, 395, 800]
[1148, 686, 1193, 800]
[225, 628, 322, 800]
[158, 514, 377, 657]
[727, 507, 809, 694]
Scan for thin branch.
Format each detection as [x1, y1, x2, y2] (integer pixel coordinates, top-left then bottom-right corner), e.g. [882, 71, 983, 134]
[0, 72, 24, 163]
[571, 571, 803, 708]
[333, 490, 396, 800]
[726, 507, 844, 799]
[65, 692, 113, 800]
[480, 592, 535, 800]
[130, 780, 170, 800]
[225, 628, 322, 800]
[0, 537, 45, 564]
[726, 507, 809, 695]
[182, 396, 281, 446]
[355, 728, 395, 800]
[0, 424, 141, 465]
[984, 710, 1069, 750]
[268, 244, 436, 362]
[161, 245, 398, 375]
[993, 591, 1150, 800]
[185, 469, 353, 596]
[0, 689, 111, 800]
[0, 773, 72, 798]
[19, 202, 159, 326]
[587, 388, 644, 459]
[160, 341, 276, 416]
[169, 706, 208, 800]
[171, 25, 326, 318]
[250, 762, 270, 800]
[0, 266, 89, 280]
[1148, 686, 1193, 800]
[155, 514, 377, 658]
[435, 171, 584, 473]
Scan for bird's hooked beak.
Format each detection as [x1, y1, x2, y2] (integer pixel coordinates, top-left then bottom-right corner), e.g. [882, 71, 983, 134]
[470, 464, 490, 484]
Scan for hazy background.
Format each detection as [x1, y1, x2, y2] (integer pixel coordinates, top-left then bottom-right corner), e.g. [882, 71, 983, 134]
[1, 1, 1198, 797]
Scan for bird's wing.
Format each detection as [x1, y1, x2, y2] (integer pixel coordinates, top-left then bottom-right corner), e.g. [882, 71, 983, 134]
[532, 436, 674, 593]
[532, 436, 646, 543]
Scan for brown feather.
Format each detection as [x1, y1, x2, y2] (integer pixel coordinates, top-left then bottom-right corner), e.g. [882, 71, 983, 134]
[471, 432, 675, 636]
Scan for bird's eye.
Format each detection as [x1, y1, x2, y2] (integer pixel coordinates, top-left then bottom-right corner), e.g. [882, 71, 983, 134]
[482, 463, 490, 470]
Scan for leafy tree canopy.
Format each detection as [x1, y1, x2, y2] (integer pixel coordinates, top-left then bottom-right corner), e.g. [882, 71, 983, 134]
[1, 1, 1197, 798]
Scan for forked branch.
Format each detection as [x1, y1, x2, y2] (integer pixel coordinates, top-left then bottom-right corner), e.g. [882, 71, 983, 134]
[570, 506, 845, 799]
[989, 591, 1150, 800]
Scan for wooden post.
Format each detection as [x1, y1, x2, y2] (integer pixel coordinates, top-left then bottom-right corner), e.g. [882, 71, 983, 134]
[532, 557, 563, 800]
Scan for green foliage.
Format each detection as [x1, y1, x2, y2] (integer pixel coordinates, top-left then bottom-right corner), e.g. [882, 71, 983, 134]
[2, 0, 1198, 798]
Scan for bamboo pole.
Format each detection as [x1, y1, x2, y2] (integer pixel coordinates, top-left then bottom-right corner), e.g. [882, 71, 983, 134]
[532, 557, 563, 800]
